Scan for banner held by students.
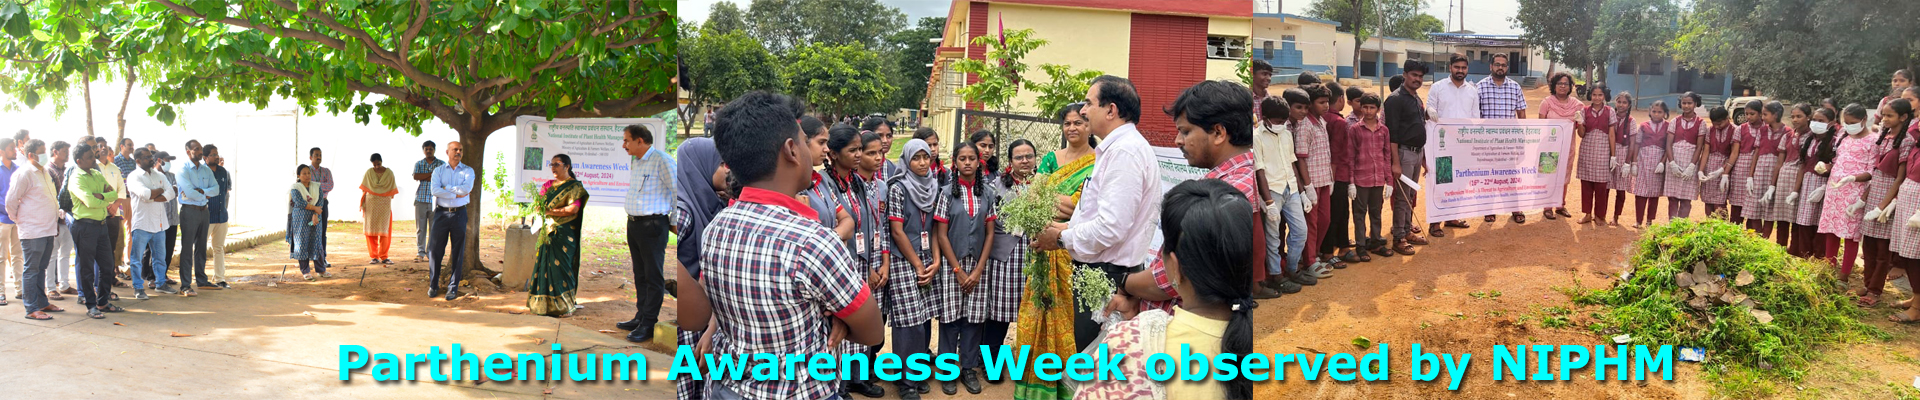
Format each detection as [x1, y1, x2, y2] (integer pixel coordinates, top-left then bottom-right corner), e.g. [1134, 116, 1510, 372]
[1422, 118, 1576, 222]
[512, 116, 667, 208]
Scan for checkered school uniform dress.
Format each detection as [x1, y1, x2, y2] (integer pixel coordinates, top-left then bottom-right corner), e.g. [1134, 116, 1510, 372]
[1795, 137, 1830, 226]
[1612, 116, 1637, 190]
[1771, 131, 1803, 222]
[1700, 125, 1736, 205]
[931, 183, 996, 323]
[1892, 149, 1920, 258]
[1632, 121, 1669, 197]
[1864, 137, 1913, 239]
[1665, 117, 1704, 200]
[884, 183, 944, 327]
[1578, 107, 1615, 183]
[1731, 123, 1764, 210]
[1749, 129, 1784, 222]
[699, 188, 872, 400]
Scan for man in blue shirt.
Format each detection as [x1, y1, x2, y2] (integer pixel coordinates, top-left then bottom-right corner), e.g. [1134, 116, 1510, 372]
[411, 141, 442, 263]
[618, 124, 675, 343]
[204, 145, 232, 288]
[427, 141, 473, 300]
[176, 140, 220, 291]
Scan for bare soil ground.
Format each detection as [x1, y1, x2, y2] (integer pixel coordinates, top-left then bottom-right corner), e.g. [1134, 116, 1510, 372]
[218, 221, 676, 355]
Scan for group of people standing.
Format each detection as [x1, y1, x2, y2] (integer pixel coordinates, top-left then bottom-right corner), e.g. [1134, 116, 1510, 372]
[5, 134, 232, 321]
[677, 75, 1263, 400]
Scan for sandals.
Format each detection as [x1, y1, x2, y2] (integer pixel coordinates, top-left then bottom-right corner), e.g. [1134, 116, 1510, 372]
[25, 311, 50, 320]
[1891, 311, 1920, 324]
[1392, 240, 1417, 255]
[1544, 212, 1558, 221]
[1512, 213, 1527, 224]
[1556, 208, 1573, 218]
[1446, 220, 1471, 228]
[97, 304, 125, 313]
[1355, 251, 1373, 262]
[1369, 245, 1393, 257]
[40, 305, 63, 313]
[1858, 294, 1881, 308]
[1431, 226, 1447, 237]
[1578, 215, 1594, 224]
[47, 290, 63, 300]
[1483, 215, 1497, 223]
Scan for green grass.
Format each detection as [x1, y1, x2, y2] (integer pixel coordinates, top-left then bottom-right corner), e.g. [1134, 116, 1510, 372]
[1573, 218, 1887, 396]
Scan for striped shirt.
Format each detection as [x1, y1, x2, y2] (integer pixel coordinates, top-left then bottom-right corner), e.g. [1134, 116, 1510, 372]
[626, 147, 677, 218]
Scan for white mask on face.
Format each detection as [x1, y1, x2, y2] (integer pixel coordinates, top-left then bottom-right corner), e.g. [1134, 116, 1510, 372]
[1810, 121, 1830, 134]
[36, 154, 47, 166]
[1845, 122, 1866, 135]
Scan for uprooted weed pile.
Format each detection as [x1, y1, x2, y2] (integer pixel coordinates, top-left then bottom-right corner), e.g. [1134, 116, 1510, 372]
[1576, 219, 1884, 394]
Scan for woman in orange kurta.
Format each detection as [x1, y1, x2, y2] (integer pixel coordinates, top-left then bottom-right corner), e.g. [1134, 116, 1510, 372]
[359, 154, 399, 264]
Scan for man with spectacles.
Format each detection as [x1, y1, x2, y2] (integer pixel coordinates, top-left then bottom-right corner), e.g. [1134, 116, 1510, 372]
[617, 124, 675, 344]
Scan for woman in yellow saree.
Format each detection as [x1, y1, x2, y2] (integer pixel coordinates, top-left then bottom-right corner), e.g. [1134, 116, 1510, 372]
[1015, 103, 1097, 400]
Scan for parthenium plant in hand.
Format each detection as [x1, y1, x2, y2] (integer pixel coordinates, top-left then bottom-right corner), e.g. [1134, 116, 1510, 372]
[996, 174, 1117, 312]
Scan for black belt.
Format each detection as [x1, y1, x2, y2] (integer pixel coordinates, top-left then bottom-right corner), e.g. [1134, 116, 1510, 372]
[629, 214, 668, 222]
[435, 205, 466, 213]
[74, 218, 106, 225]
[182, 204, 206, 209]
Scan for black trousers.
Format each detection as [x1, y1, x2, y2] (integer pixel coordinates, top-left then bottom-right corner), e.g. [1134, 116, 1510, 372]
[961, 320, 1009, 369]
[427, 206, 468, 292]
[1072, 261, 1135, 351]
[72, 219, 112, 308]
[105, 216, 122, 287]
[164, 224, 177, 275]
[1321, 181, 1353, 253]
[629, 215, 670, 325]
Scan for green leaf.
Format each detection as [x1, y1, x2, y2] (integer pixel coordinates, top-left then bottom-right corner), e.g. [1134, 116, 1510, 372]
[1351, 336, 1372, 348]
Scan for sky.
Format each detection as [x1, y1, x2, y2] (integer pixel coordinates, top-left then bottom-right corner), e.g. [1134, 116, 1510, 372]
[678, 0, 952, 24]
[1261, 0, 1523, 36]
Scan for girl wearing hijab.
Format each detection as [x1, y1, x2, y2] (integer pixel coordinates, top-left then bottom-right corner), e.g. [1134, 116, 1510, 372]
[886, 139, 942, 397]
[672, 138, 726, 400]
[359, 154, 399, 264]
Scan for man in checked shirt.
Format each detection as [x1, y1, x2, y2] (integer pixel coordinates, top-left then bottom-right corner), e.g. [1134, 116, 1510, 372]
[689, 90, 883, 400]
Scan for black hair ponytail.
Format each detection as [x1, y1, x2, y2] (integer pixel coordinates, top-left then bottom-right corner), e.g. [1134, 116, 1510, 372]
[554, 154, 577, 180]
[1159, 179, 1255, 400]
[949, 144, 984, 199]
[969, 130, 999, 174]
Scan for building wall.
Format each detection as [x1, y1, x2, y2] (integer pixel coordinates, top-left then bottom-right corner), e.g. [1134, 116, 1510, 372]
[1252, 16, 1341, 76]
[1129, 13, 1210, 145]
[986, 3, 1135, 111]
[1601, 55, 1732, 107]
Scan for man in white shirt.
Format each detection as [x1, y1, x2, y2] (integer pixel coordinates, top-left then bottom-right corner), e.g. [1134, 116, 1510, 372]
[1424, 53, 1479, 236]
[1031, 75, 1162, 349]
[11, 140, 62, 319]
[125, 148, 176, 299]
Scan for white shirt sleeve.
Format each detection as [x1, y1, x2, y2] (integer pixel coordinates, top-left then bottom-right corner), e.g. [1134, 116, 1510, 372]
[1061, 146, 1146, 260]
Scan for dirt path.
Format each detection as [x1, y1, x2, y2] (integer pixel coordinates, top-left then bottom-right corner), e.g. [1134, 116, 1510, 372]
[217, 221, 676, 354]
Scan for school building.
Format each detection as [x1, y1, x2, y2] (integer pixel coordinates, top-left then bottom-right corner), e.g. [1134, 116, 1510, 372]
[1600, 53, 1737, 108]
[922, 0, 1252, 147]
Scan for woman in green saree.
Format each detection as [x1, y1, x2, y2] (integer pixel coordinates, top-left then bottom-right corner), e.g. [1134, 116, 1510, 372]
[528, 154, 589, 317]
[1015, 103, 1098, 400]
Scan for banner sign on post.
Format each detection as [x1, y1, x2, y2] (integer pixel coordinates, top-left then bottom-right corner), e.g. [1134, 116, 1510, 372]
[1153, 146, 1207, 197]
[1422, 118, 1576, 222]
[512, 116, 666, 208]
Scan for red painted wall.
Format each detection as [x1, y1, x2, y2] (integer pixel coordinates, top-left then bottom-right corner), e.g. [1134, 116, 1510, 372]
[1127, 13, 1208, 147]
[965, 2, 989, 113]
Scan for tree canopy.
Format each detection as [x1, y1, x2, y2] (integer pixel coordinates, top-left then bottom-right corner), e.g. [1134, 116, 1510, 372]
[1669, 0, 1920, 104]
[681, 27, 781, 112]
[0, 0, 158, 139]
[745, 0, 904, 55]
[1512, 0, 1603, 73]
[704, 1, 748, 35]
[782, 42, 895, 118]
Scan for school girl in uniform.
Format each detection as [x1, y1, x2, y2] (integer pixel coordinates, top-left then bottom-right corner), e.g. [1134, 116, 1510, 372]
[1610, 92, 1637, 226]
[800, 117, 856, 241]
[1745, 102, 1788, 238]
[1576, 84, 1615, 224]
[1700, 107, 1739, 218]
[1792, 106, 1839, 258]
[1731, 101, 1766, 226]
[1772, 104, 1810, 250]
[1823, 105, 1874, 283]
[1630, 100, 1671, 227]
[1881, 120, 1920, 324]
[1858, 99, 1915, 306]
[886, 139, 944, 399]
[821, 126, 891, 398]
[973, 139, 1036, 389]
[932, 143, 996, 396]
[1665, 93, 1707, 219]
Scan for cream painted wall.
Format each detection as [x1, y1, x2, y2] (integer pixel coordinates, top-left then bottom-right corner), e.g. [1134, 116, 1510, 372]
[1206, 59, 1241, 82]
[1208, 16, 1250, 37]
[986, 3, 1133, 114]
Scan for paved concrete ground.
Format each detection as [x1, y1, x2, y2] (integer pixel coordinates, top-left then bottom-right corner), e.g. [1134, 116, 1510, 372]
[0, 288, 675, 399]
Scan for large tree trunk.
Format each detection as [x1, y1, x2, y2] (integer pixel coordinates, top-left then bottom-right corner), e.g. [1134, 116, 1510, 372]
[117, 62, 135, 141]
[83, 73, 95, 137]
[457, 129, 501, 287]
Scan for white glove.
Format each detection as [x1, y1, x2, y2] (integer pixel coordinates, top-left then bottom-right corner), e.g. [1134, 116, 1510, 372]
[1720, 175, 1729, 192]
[1786, 192, 1799, 206]
[1747, 177, 1756, 192]
[1655, 162, 1666, 174]
[1699, 170, 1711, 182]
[1624, 163, 1635, 177]
[1833, 175, 1857, 187]
[1347, 187, 1357, 201]
[1850, 200, 1867, 216]
[1904, 210, 1920, 228]
[1815, 162, 1830, 174]
[1301, 191, 1316, 214]
[1809, 187, 1826, 203]
[1867, 208, 1885, 222]
[1263, 202, 1283, 232]
[1762, 186, 1776, 203]
[1384, 184, 1394, 199]
[1610, 156, 1620, 171]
